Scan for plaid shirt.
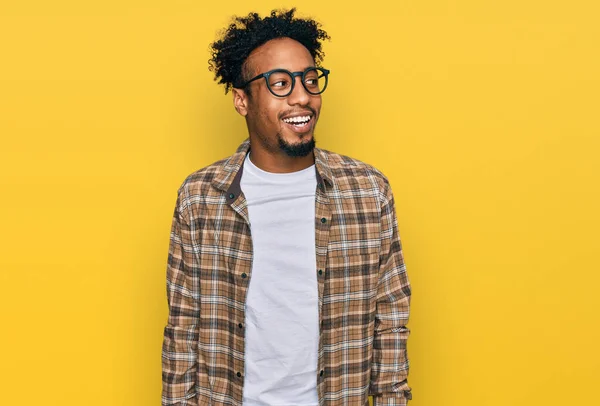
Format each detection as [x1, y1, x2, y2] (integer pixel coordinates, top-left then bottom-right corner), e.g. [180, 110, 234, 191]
[162, 138, 412, 405]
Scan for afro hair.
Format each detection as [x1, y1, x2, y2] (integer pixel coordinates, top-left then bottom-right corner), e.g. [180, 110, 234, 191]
[208, 8, 330, 94]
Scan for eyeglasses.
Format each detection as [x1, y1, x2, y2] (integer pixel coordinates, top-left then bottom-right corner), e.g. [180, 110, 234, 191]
[237, 67, 330, 97]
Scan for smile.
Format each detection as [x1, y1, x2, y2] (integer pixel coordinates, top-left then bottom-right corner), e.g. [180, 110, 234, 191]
[281, 115, 313, 133]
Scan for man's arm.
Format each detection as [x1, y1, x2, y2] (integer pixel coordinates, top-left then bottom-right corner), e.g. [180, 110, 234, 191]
[369, 180, 413, 405]
[161, 191, 200, 405]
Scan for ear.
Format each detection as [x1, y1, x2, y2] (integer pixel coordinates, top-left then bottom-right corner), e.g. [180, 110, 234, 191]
[232, 88, 249, 117]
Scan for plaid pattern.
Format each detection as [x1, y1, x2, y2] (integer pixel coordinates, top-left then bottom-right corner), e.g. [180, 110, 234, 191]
[162, 138, 412, 405]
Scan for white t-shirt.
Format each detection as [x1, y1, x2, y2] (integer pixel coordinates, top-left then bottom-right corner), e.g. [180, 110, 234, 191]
[240, 151, 319, 406]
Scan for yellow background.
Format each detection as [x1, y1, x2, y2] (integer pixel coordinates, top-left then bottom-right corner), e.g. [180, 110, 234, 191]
[1, 1, 599, 405]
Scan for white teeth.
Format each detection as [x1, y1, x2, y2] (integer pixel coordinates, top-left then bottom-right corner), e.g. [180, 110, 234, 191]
[283, 115, 311, 124]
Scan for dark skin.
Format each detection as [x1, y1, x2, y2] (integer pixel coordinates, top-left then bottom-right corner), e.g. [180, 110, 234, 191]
[232, 37, 322, 173]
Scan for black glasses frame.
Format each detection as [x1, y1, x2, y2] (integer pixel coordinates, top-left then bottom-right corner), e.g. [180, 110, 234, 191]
[237, 67, 330, 97]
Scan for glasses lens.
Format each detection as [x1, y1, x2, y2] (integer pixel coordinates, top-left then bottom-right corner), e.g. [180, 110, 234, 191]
[303, 68, 328, 95]
[267, 70, 294, 96]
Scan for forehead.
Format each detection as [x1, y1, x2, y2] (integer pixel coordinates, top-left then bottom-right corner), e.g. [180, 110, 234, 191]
[246, 37, 315, 75]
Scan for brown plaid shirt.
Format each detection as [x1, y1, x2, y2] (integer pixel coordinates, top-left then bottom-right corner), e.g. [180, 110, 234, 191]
[162, 138, 412, 405]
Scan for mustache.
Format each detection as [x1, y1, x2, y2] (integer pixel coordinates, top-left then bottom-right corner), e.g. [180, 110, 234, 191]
[279, 107, 317, 119]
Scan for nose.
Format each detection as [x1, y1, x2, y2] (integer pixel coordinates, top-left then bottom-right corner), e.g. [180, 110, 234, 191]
[287, 76, 311, 106]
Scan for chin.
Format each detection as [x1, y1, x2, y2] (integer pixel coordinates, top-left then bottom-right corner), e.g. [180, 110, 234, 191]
[278, 132, 316, 157]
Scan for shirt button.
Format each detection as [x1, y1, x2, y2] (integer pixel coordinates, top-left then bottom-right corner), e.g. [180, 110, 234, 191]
[318, 269, 323, 275]
[320, 218, 327, 223]
[228, 193, 235, 199]
[238, 323, 243, 329]
[237, 372, 242, 378]
[241, 273, 247, 279]
[319, 369, 324, 377]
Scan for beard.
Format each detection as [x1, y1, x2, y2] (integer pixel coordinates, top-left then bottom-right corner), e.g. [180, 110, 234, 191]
[277, 132, 316, 157]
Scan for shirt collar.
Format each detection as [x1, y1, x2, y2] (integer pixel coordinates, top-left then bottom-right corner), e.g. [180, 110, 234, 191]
[211, 138, 335, 198]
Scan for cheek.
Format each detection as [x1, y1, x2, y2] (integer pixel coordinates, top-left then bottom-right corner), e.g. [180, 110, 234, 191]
[260, 101, 284, 127]
[248, 93, 287, 131]
[256, 108, 279, 130]
[312, 97, 322, 113]
[247, 101, 275, 127]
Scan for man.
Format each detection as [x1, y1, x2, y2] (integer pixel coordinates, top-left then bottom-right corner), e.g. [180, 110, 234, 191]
[162, 8, 412, 406]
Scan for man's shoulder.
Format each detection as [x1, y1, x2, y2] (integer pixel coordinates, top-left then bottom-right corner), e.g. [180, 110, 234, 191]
[318, 147, 391, 189]
[176, 156, 230, 196]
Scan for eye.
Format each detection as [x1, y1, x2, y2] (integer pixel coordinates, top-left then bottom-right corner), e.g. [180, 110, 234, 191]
[271, 80, 289, 88]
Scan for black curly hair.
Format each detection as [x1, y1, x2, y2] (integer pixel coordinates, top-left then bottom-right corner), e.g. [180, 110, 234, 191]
[208, 8, 330, 94]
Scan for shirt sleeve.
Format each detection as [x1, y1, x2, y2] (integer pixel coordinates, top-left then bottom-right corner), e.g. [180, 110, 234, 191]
[369, 180, 413, 405]
[161, 191, 200, 405]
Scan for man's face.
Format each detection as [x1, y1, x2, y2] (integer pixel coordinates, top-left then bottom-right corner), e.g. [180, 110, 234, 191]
[234, 37, 322, 157]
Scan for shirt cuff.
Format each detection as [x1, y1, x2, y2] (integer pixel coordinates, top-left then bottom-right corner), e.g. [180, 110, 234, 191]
[372, 390, 413, 405]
